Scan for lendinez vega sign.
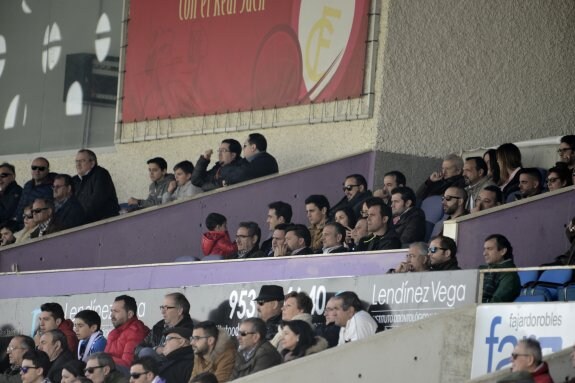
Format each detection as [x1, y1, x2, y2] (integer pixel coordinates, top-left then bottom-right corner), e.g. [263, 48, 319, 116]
[470, 302, 575, 378]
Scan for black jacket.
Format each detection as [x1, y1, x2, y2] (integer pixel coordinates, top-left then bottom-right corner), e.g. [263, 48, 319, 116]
[394, 207, 426, 246]
[191, 155, 243, 192]
[226, 152, 278, 185]
[329, 190, 372, 220]
[137, 315, 194, 350]
[53, 196, 87, 230]
[72, 166, 119, 223]
[264, 314, 282, 341]
[355, 230, 402, 252]
[159, 346, 195, 383]
[416, 175, 466, 202]
[47, 350, 74, 383]
[0, 182, 22, 223]
[429, 257, 461, 271]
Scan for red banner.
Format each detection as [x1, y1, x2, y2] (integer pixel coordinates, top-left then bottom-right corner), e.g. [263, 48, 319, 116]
[122, 0, 370, 122]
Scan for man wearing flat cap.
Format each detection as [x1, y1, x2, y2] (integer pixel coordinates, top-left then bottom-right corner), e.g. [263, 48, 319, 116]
[253, 285, 284, 340]
[158, 327, 194, 383]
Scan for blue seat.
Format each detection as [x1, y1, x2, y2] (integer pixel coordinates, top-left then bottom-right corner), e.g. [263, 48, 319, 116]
[515, 294, 547, 303]
[558, 284, 575, 301]
[518, 270, 540, 287]
[522, 269, 573, 301]
[421, 195, 444, 241]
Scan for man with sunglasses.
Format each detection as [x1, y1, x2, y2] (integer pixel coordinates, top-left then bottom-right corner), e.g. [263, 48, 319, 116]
[0, 335, 35, 383]
[0, 163, 22, 225]
[129, 357, 163, 383]
[84, 353, 127, 383]
[15, 158, 55, 229]
[431, 186, 468, 238]
[428, 235, 461, 271]
[29, 199, 59, 238]
[19, 350, 51, 383]
[510, 338, 553, 383]
[230, 318, 281, 380]
[157, 328, 194, 383]
[190, 321, 236, 383]
[253, 285, 284, 340]
[329, 174, 372, 220]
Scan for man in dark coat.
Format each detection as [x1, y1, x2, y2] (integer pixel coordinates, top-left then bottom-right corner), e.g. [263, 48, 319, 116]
[52, 174, 87, 230]
[159, 327, 195, 383]
[390, 186, 426, 247]
[253, 285, 284, 341]
[355, 198, 401, 252]
[37, 330, 74, 383]
[329, 174, 372, 220]
[416, 153, 466, 202]
[192, 139, 244, 191]
[72, 149, 119, 223]
[428, 235, 461, 271]
[0, 163, 22, 224]
[15, 157, 55, 228]
[226, 133, 278, 185]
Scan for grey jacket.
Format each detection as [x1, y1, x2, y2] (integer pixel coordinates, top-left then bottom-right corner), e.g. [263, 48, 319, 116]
[230, 341, 282, 380]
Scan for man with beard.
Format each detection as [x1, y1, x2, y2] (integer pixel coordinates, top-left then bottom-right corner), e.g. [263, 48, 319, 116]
[190, 322, 236, 383]
[462, 157, 494, 211]
[389, 186, 426, 247]
[431, 186, 468, 237]
[329, 174, 372, 220]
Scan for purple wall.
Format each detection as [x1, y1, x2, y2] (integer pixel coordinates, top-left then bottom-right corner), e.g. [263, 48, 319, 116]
[456, 188, 575, 269]
[0, 250, 406, 299]
[0, 152, 375, 272]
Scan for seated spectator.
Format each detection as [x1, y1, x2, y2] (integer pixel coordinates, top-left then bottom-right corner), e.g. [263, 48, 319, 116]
[61, 360, 86, 383]
[128, 157, 174, 209]
[15, 157, 55, 228]
[280, 320, 327, 362]
[320, 222, 348, 254]
[136, 292, 193, 359]
[514, 168, 542, 201]
[190, 372, 218, 383]
[129, 357, 162, 383]
[201, 213, 237, 259]
[284, 224, 314, 255]
[549, 217, 575, 266]
[162, 161, 202, 203]
[350, 217, 368, 251]
[261, 201, 292, 256]
[14, 205, 38, 244]
[230, 318, 282, 380]
[190, 321, 236, 383]
[35, 302, 78, 356]
[269, 223, 290, 257]
[329, 174, 372, 220]
[226, 133, 278, 185]
[305, 195, 329, 252]
[546, 165, 572, 192]
[74, 310, 106, 362]
[390, 186, 426, 246]
[471, 185, 503, 213]
[355, 198, 401, 252]
[234, 222, 265, 259]
[0, 221, 18, 246]
[84, 353, 128, 383]
[393, 242, 430, 273]
[483, 149, 501, 185]
[192, 139, 243, 191]
[431, 186, 468, 237]
[314, 297, 340, 348]
[463, 157, 494, 211]
[332, 291, 377, 345]
[271, 292, 313, 349]
[72, 150, 119, 223]
[558, 135, 575, 172]
[0, 163, 22, 224]
[373, 171, 406, 205]
[29, 198, 59, 238]
[496, 143, 523, 202]
[428, 235, 461, 271]
[333, 206, 356, 248]
[480, 234, 521, 303]
[158, 327, 194, 383]
[511, 338, 553, 383]
[52, 174, 87, 230]
[416, 154, 465, 202]
[38, 329, 74, 383]
[254, 285, 284, 340]
[19, 350, 51, 383]
[104, 295, 150, 368]
[2, 335, 35, 380]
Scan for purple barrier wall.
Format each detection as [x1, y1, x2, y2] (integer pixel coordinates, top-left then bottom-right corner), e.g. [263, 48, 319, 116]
[0, 152, 375, 272]
[453, 187, 575, 269]
[0, 250, 406, 299]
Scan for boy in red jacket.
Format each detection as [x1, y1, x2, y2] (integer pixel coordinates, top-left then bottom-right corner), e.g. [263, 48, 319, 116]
[201, 213, 237, 259]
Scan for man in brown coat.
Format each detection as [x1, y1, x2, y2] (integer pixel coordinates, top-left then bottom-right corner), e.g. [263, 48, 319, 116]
[190, 321, 236, 383]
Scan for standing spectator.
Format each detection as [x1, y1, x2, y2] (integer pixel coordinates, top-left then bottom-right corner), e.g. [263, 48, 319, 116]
[496, 143, 523, 202]
[260, 201, 292, 255]
[226, 133, 278, 185]
[332, 291, 377, 345]
[230, 318, 282, 380]
[463, 157, 494, 211]
[0, 163, 22, 224]
[480, 234, 521, 303]
[305, 195, 330, 252]
[128, 157, 174, 210]
[233, 222, 265, 259]
[162, 161, 202, 203]
[52, 175, 87, 231]
[511, 338, 554, 383]
[190, 321, 236, 383]
[416, 154, 465, 202]
[280, 320, 327, 362]
[104, 295, 150, 368]
[14, 205, 38, 244]
[192, 139, 243, 192]
[15, 158, 55, 228]
[329, 174, 372, 220]
[74, 310, 106, 362]
[72, 150, 119, 223]
[201, 213, 236, 259]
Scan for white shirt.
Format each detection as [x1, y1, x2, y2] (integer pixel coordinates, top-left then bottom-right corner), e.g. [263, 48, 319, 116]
[338, 310, 378, 345]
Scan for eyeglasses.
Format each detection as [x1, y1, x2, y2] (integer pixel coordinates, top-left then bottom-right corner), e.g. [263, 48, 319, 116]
[546, 177, 559, 183]
[159, 305, 176, 311]
[0, 173, 14, 178]
[342, 185, 359, 192]
[31, 166, 47, 171]
[20, 366, 39, 374]
[84, 366, 105, 374]
[22, 214, 33, 220]
[32, 208, 49, 214]
[428, 246, 447, 254]
[442, 195, 462, 202]
[511, 352, 530, 360]
[7, 346, 26, 352]
[256, 300, 267, 306]
[129, 371, 149, 379]
[217, 149, 230, 153]
[557, 148, 573, 154]
[190, 336, 210, 341]
[238, 331, 256, 337]
[165, 336, 184, 342]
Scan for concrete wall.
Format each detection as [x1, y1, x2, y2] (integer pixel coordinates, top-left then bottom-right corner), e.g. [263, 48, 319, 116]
[234, 305, 477, 383]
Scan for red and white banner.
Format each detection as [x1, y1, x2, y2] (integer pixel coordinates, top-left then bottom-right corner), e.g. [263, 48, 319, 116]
[122, 0, 370, 122]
